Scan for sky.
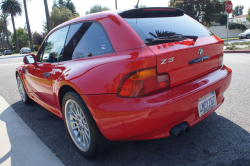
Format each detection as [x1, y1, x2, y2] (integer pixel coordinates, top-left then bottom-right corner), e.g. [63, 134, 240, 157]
[6, 0, 250, 34]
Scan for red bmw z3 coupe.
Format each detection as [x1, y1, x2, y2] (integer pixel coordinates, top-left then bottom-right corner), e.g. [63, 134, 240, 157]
[16, 8, 232, 158]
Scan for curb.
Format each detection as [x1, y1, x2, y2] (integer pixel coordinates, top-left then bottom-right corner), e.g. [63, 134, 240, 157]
[224, 51, 250, 53]
[0, 95, 64, 166]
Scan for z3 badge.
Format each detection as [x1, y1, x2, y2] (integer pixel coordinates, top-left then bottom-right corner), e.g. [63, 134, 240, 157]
[161, 57, 174, 65]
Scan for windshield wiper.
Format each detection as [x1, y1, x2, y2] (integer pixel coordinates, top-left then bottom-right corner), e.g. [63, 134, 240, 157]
[146, 30, 198, 45]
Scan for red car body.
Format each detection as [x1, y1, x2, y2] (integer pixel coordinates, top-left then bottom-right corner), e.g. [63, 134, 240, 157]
[16, 9, 232, 141]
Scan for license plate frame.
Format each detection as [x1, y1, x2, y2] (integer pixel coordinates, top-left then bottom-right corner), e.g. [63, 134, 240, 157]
[198, 91, 217, 117]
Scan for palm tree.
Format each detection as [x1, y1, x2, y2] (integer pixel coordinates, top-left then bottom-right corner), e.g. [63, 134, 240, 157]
[0, 13, 10, 50]
[1, 0, 22, 52]
[0, 20, 5, 51]
[23, 0, 34, 51]
[44, 0, 51, 32]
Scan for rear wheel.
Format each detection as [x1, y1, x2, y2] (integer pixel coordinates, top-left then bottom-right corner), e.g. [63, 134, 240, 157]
[62, 91, 109, 158]
[246, 35, 250, 39]
[17, 74, 32, 104]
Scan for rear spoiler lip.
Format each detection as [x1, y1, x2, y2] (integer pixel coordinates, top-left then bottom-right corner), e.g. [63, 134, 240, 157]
[118, 7, 184, 18]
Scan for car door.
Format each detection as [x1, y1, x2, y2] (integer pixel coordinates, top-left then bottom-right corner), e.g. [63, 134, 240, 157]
[25, 26, 69, 108]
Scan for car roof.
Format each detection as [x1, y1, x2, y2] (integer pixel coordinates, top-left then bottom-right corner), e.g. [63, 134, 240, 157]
[48, 11, 117, 36]
[44, 7, 184, 52]
[49, 7, 183, 35]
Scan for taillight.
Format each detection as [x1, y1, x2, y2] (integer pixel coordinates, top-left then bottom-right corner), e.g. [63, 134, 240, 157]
[219, 53, 223, 66]
[117, 68, 170, 97]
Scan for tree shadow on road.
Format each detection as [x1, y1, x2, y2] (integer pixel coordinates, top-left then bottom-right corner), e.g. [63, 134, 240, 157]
[8, 100, 250, 166]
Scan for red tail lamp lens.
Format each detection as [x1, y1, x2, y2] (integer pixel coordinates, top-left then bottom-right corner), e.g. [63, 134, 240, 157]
[118, 68, 170, 97]
[143, 9, 176, 12]
[219, 53, 223, 67]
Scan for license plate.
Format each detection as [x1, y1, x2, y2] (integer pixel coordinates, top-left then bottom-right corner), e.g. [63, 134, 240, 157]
[198, 91, 217, 117]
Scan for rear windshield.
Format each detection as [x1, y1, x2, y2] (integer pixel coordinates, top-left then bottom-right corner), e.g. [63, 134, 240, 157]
[124, 14, 213, 46]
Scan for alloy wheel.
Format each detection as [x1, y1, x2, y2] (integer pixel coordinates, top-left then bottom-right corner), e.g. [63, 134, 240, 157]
[65, 99, 91, 152]
[17, 76, 25, 101]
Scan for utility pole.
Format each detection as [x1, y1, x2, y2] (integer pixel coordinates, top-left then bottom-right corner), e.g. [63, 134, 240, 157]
[115, 0, 117, 10]
[225, 1, 233, 48]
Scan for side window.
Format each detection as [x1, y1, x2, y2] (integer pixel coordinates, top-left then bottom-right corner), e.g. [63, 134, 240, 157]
[42, 26, 69, 63]
[63, 22, 113, 61]
[36, 41, 46, 62]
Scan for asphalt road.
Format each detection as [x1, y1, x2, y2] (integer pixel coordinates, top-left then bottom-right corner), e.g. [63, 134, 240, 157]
[0, 53, 250, 166]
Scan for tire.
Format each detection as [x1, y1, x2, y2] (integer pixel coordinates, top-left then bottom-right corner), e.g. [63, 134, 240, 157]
[246, 35, 250, 39]
[16, 74, 32, 104]
[62, 91, 110, 158]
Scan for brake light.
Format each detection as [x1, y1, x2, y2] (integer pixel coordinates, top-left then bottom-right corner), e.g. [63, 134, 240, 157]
[219, 53, 223, 66]
[118, 68, 170, 97]
[143, 8, 176, 12]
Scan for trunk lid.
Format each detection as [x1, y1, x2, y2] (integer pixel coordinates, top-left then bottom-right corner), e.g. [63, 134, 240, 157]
[148, 36, 223, 87]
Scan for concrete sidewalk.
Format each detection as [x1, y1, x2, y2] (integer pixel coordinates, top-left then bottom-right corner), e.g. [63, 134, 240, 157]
[0, 95, 64, 166]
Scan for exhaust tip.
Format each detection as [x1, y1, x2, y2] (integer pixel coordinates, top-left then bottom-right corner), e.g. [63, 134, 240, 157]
[177, 123, 190, 133]
[185, 126, 190, 133]
[171, 126, 184, 137]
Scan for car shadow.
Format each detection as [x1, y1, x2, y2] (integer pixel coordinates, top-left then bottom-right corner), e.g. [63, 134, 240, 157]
[5, 100, 250, 166]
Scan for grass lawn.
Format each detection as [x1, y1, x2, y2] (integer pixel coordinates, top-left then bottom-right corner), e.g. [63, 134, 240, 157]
[221, 37, 239, 40]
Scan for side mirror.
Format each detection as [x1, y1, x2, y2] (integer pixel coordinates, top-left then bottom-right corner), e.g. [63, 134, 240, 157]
[23, 54, 37, 65]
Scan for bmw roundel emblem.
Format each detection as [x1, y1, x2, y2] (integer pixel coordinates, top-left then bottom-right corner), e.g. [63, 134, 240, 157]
[198, 48, 203, 56]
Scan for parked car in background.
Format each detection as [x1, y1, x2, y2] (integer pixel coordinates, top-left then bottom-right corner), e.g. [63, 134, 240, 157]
[20, 47, 31, 54]
[16, 7, 232, 158]
[238, 29, 250, 39]
[4, 50, 12, 55]
[0, 51, 2, 56]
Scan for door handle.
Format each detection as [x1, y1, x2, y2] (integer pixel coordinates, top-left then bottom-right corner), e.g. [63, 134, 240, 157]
[44, 73, 50, 77]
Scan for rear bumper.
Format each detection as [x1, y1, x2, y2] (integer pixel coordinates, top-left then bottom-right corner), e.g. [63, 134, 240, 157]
[82, 65, 232, 141]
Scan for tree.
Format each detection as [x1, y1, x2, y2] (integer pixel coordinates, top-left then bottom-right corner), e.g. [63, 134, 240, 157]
[0, 13, 10, 50]
[51, 6, 74, 28]
[46, 0, 78, 31]
[33, 31, 43, 45]
[44, 0, 52, 32]
[53, 0, 78, 15]
[229, 22, 247, 31]
[134, 1, 148, 8]
[134, 4, 148, 8]
[1, 0, 22, 51]
[247, 8, 250, 22]
[169, 0, 226, 26]
[219, 14, 227, 25]
[0, 20, 5, 51]
[85, 5, 110, 14]
[58, 0, 64, 6]
[22, 0, 34, 51]
[65, 0, 77, 14]
[10, 27, 29, 49]
[232, 5, 244, 17]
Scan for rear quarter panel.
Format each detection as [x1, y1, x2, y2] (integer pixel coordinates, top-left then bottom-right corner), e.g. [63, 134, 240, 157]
[54, 47, 156, 95]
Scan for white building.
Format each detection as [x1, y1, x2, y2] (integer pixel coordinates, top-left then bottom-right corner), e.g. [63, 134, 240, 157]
[230, 14, 249, 25]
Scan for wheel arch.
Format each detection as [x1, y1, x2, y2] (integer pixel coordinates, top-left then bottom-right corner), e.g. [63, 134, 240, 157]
[58, 85, 78, 113]
[57, 84, 101, 127]
[15, 67, 29, 92]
